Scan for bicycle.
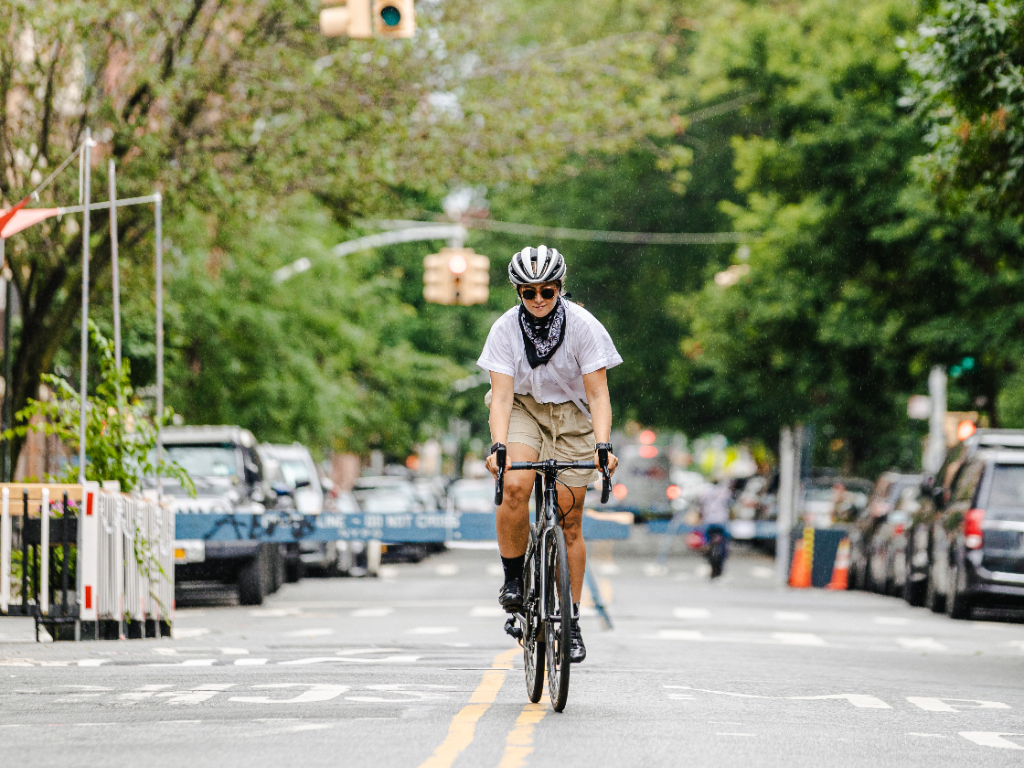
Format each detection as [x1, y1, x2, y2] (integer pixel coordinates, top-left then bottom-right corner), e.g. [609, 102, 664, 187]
[493, 445, 611, 712]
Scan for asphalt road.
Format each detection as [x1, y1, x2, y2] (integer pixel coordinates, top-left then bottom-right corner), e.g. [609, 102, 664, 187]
[3, 534, 1024, 767]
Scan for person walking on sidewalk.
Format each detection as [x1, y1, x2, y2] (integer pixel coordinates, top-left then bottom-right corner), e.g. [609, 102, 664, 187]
[479, 245, 621, 664]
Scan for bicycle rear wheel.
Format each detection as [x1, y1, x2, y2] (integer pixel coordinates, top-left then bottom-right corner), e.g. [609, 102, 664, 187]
[544, 526, 572, 712]
[522, 535, 545, 703]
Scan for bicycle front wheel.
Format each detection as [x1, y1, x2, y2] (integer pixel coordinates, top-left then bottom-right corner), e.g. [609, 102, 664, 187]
[522, 535, 545, 703]
[544, 526, 572, 712]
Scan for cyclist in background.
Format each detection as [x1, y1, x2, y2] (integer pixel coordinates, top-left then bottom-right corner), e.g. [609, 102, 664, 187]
[480, 246, 621, 664]
[700, 479, 733, 579]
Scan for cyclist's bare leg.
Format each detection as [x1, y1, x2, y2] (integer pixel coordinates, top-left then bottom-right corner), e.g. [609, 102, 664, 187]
[556, 483, 587, 603]
[496, 442, 540, 559]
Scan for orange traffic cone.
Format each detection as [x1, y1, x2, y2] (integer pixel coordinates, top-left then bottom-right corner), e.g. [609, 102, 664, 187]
[788, 535, 812, 589]
[827, 537, 851, 591]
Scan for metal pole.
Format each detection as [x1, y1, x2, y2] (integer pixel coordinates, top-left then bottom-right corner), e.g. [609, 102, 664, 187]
[0, 238, 10, 482]
[154, 194, 163, 494]
[926, 366, 948, 474]
[78, 129, 91, 485]
[776, 426, 794, 584]
[108, 160, 121, 371]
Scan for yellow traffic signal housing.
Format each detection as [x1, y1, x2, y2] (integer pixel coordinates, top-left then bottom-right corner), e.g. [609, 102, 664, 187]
[374, 0, 416, 38]
[423, 248, 489, 306]
[320, 0, 373, 38]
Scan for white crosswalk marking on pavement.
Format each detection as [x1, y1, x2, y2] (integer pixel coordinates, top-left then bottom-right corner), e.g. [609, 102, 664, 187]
[351, 607, 394, 617]
[773, 632, 828, 646]
[875, 616, 912, 626]
[774, 611, 810, 622]
[673, 607, 711, 619]
[229, 684, 349, 704]
[897, 637, 947, 651]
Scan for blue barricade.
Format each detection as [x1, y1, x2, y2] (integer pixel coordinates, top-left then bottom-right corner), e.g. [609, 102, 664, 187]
[646, 518, 778, 540]
[175, 508, 633, 544]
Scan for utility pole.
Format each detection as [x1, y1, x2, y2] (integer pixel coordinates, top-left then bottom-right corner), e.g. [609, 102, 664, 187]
[777, 426, 795, 584]
[925, 366, 947, 474]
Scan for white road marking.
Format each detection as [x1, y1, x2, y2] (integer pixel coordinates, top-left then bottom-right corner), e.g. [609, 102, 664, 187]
[656, 630, 706, 641]
[907, 697, 1011, 713]
[673, 607, 711, 619]
[157, 683, 235, 705]
[470, 606, 507, 617]
[959, 732, 1024, 750]
[249, 608, 302, 617]
[220, 647, 249, 655]
[1004, 641, 1024, 652]
[378, 565, 400, 579]
[874, 616, 912, 626]
[351, 607, 393, 617]
[907, 733, 947, 738]
[435, 564, 460, 576]
[643, 564, 669, 577]
[597, 562, 621, 575]
[897, 637, 947, 651]
[280, 654, 421, 665]
[153, 648, 178, 656]
[230, 683, 349, 705]
[750, 566, 774, 579]
[77, 659, 108, 667]
[694, 563, 712, 578]
[667, 694, 695, 700]
[171, 628, 209, 639]
[285, 628, 333, 637]
[408, 626, 459, 635]
[716, 733, 755, 737]
[234, 658, 269, 666]
[146, 659, 217, 667]
[773, 632, 827, 646]
[668, 685, 891, 709]
[486, 564, 504, 576]
[773, 612, 810, 622]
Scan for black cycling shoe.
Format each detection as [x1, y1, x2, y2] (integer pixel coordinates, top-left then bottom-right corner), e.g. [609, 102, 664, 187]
[570, 618, 587, 663]
[499, 578, 524, 612]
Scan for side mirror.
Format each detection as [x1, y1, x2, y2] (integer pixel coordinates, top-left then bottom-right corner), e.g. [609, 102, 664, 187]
[294, 479, 312, 490]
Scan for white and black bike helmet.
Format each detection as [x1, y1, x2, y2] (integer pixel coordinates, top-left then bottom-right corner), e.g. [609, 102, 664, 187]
[508, 245, 566, 286]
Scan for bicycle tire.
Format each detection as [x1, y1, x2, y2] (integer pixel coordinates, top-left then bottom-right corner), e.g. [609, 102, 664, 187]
[522, 535, 545, 703]
[544, 526, 572, 712]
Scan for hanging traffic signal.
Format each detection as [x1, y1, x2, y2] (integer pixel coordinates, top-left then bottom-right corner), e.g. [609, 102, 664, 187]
[423, 248, 489, 306]
[320, 0, 372, 38]
[374, 0, 416, 38]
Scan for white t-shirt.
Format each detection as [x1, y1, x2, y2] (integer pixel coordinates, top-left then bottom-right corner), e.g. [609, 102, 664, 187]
[476, 302, 622, 410]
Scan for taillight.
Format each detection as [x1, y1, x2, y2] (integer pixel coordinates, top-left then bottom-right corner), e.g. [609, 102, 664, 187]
[893, 524, 904, 536]
[666, 485, 681, 500]
[612, 483, 628, 500]
[964, 508, 985, 549]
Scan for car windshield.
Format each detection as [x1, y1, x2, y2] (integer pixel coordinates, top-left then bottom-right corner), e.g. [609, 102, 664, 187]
[164, 444, 238, 479]
[452, 482, 492, 502]
[360, 491, 413, 513]
[278, 459, 312, 488]
[988, 465, 1024, 507]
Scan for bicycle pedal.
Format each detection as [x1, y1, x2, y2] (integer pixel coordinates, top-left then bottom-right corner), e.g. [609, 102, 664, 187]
[503, 618, 523, 641]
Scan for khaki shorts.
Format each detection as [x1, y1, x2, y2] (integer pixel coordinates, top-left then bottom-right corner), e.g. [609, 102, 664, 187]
[507, 393, 597, 487]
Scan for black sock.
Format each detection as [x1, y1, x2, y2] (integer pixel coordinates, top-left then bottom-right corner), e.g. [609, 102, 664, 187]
[573, 602, 580, 619]
[501, 555, 525, 584]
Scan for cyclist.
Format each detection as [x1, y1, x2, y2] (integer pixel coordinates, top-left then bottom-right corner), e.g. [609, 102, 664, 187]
[699, 479, 732, 579]
[480, 245, 621, 664]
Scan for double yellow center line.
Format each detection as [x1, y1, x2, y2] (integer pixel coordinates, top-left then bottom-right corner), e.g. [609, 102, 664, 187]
[417, 647, 549, 768]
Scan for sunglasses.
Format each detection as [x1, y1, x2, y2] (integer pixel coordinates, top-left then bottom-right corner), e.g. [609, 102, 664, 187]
[521, 288, 557, 300]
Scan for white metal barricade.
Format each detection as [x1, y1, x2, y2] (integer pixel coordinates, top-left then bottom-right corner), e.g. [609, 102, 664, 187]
[0, 482, 173, 639]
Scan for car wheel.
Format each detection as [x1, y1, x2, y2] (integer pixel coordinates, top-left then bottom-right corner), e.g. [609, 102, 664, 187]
[925, 560, 945, 614]
[945, 557, 973, 620]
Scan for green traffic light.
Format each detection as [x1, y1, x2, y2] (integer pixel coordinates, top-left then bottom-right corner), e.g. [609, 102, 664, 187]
[380, 5, 402, 26]
[962, 356, 975, 371]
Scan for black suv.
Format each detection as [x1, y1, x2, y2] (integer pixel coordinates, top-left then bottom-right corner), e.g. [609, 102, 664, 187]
[907, 429, 1024, 617]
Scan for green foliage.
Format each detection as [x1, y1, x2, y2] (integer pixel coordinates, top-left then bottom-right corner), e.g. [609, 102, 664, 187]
[3, 322, 192, 492]
[902, 0, 1024, 218]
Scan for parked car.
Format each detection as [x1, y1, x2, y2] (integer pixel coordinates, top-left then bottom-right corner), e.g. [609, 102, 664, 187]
[848, 472, 921, 593]
[798, 476, 872, 529]
[905, 429, 1024, 608]
[924, 440, 1024, 618]
[352, 475, 431, 563]
[163, 425, 283, 605]
[258, 442, 339, 578]
[448, 478, 495, 513]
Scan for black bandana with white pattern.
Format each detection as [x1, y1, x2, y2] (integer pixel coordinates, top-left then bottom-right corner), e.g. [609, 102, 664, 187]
[518, 297, 566, 368]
